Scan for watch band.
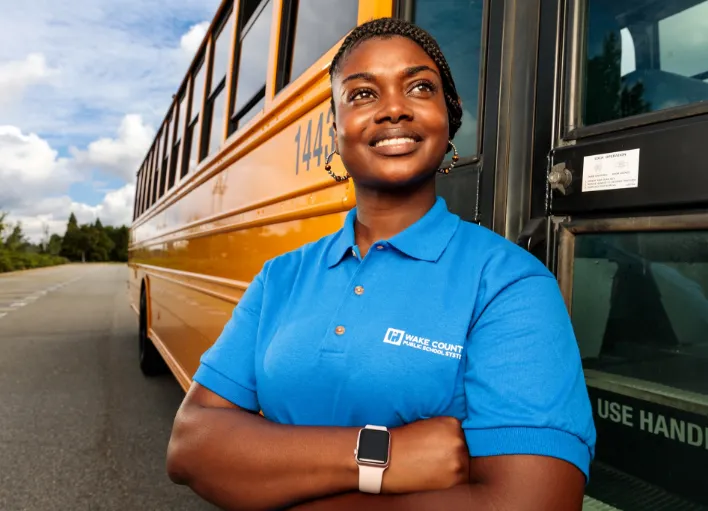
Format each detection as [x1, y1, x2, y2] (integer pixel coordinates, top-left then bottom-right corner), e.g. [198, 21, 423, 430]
[358, 425, 388, 494]
[359, 464, 386, 493]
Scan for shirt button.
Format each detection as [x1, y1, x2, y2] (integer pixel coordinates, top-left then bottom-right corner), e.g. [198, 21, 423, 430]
[376, 245, 384, 250]
[354, 286, 364, 296]
[335, 326, 346, 335]
[351, 249, 357, 257]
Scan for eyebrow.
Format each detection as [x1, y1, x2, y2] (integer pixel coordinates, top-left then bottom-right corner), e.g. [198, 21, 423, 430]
[341, 65, 440, 86]
[404, 65, 440, 78]
[341, 72, 376, 85]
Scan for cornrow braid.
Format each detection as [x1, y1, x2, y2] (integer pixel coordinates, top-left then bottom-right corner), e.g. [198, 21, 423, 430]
[329, 17, 463, 142]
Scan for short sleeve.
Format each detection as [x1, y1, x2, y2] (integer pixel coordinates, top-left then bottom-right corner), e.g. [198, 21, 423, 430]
[462, 273, 596, 480]
[192, 270, 265, 412]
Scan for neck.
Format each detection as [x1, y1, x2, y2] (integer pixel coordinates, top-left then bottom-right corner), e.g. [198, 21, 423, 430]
[353, 178, 437, 257]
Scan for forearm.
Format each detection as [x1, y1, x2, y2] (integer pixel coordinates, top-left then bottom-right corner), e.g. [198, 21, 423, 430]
[289, 484, 496, 511]
[167, 405, 360, 511]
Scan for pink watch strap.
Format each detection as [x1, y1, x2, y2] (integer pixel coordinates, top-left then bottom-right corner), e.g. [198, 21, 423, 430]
[359, 464, 385, 493]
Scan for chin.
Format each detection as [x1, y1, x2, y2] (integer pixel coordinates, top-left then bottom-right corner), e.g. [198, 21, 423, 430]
[360, 165, 435, 189]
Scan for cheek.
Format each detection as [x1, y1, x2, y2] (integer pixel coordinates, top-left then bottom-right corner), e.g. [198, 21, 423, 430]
[335, 112, 368, 153]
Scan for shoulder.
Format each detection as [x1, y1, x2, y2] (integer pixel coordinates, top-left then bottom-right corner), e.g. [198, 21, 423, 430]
[454, 220, 553, 280]
[450, 220, 560, 315]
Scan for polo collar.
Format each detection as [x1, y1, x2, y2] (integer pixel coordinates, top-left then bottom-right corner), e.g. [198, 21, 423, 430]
[326, 197, 460, 268]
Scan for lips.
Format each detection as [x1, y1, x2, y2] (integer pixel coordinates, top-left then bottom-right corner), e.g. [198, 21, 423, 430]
[369, 129, 423, 157]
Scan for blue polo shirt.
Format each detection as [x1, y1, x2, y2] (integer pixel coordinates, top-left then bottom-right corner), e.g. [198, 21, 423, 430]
[193, 197, 596, 479]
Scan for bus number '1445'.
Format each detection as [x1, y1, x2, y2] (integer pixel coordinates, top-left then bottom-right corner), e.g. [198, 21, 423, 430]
[295, 110, 335, 175]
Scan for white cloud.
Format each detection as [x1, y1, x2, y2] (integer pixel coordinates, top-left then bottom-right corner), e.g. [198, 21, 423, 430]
[0, 53, 56, 105]
[0, 1, 221, 242]
[0, 125, 75, 210]
[0, 1, 221, 141]
[181, 21, 210, 57]
[0, 120, 140, 242]
[5, 184, 135, 243]
[71, 114, 153, 182]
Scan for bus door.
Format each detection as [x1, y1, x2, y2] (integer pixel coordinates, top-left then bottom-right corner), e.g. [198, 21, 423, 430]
[537, 0, 708, 507]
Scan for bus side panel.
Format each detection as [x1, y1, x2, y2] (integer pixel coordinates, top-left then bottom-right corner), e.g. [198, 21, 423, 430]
[130, 97, 353, 382]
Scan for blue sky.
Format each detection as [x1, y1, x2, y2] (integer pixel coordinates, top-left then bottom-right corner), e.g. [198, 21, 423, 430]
[0, 0, 220, 241]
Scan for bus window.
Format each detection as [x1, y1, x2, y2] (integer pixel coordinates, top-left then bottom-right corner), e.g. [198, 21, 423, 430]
[160, 121, 171, 196]
[183, 60, 205, 177]
[205, 12, 233, 158]
[413, 0, 485, 161]
[152, 134, 161, 204]
[584, 0, 708, 126]
[278, 0, 358, 90]
[170, 92, 187, 185]
[571, 229, 708, 395]
[231, 0, 272, 131]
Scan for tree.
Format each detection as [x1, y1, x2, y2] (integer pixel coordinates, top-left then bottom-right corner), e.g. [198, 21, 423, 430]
[4, 222, 27, 252]
[61, 213, 86, 262]
[48, 234, 63, 256]
[83, 219, 114, 262]
[585, 32, 651, 125]
[105, 225, 129, 262]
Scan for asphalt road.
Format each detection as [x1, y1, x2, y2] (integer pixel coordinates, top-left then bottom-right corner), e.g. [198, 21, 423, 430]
[0, 264, 215, 511]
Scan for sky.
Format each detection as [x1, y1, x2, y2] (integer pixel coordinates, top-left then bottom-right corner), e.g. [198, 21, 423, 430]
[0, 0, 220, 242]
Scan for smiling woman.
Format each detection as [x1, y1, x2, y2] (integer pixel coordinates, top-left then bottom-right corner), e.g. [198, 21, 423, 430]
[158, 14, 595, 511]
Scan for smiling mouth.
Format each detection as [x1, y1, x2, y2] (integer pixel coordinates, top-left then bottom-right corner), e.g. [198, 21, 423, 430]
[369, 136, 421, 156]
[373, 137, 418, 148]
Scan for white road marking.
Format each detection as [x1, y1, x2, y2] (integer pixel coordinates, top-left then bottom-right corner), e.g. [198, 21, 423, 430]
[0, 274, 85, 322]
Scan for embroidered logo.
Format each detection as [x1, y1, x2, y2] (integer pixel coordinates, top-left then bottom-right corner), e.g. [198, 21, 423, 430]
[382, 328, 463, 360]
[383, 328, 405, 346]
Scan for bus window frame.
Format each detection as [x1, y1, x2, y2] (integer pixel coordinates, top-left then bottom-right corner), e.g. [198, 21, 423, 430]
[555, 211, 708, 411]
[170, 88, 188, 187]
[204, 5, 235, 159]
[560, 0, 708, 141]
[229, 0, 272, 135]
[395, 0, 487, 168]
[160, 119, 171, 197]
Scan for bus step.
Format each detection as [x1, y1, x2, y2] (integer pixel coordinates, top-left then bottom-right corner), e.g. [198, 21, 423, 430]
[584, 462, 707, 510]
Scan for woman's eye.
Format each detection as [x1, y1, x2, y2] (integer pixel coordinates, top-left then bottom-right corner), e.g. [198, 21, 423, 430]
[412, 82, 435, 94]
[351, 90, 374, 101]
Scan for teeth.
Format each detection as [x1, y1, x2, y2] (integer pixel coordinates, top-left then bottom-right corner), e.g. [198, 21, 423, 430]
[374, 137, 416, 147]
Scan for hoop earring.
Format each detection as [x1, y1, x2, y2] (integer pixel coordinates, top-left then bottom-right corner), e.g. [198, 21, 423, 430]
[325, 150, 350, 182]
[438, 141, 460, 174]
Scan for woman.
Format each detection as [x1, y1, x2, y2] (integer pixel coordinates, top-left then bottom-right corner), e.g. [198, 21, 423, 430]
[166, 18, 596, 510]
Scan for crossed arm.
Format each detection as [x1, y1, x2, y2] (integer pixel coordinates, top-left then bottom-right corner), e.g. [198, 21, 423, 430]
[167, 383, 586, 511]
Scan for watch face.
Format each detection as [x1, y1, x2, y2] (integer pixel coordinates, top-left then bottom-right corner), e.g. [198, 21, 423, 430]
[357, 428, 390, 465]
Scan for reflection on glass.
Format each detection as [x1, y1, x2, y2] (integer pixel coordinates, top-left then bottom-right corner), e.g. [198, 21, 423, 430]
[572, 231, 708, 395]
[191, 63, 206, 121]
[287, 0, 358, 86]
[233, 0, 272, 116]
[189, 124, 200, 170]
[176, 95, 187, 143]
[208, 90, 227, 156]
[414, 0, 484, 160]
[237, 96, 265, 129]
[165, 115, 173, 156]
[212, 15, 234, 93]
[584, 0, 708, 126]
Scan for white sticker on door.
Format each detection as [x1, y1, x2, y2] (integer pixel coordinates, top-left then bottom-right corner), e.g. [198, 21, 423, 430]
[582, 149, 640, 192]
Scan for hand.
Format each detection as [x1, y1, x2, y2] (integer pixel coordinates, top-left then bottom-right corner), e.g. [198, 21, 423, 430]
[382, 416, 469, 494]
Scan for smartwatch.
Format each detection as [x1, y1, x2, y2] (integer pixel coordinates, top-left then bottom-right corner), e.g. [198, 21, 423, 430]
[354, 425, 391, 494]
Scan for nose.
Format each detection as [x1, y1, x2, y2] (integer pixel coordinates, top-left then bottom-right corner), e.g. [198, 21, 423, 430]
[374, 89, 413, 124]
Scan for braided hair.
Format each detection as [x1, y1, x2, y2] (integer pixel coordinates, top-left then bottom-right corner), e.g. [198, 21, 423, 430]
[329, 17, 463, 141]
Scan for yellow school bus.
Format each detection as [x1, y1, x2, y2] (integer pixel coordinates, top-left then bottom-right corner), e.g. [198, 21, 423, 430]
[130, 0, 708, 507]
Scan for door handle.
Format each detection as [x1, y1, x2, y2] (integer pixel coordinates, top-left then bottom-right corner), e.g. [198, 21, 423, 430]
[516, 217, 547, 252]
